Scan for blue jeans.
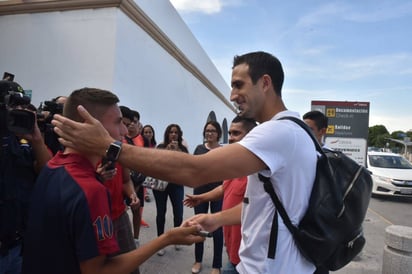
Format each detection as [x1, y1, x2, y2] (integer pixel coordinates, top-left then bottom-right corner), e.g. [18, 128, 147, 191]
[0, 244, 22, 274]
[222, 261, 239, 274]
[153, 183, 184, 236]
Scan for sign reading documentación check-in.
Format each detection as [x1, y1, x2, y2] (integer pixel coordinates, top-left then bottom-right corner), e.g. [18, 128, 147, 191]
[311, 101, 370, 166]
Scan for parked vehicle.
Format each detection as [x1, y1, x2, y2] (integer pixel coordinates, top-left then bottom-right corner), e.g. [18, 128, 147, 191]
[367, 152, 412, 196]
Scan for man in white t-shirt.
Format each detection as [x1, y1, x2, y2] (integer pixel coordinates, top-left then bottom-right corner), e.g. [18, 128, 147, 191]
[52, 51, 318, 273]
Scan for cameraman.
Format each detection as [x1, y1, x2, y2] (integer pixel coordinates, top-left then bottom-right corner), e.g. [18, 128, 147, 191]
[38, 95, 67, 155]
[0, 80, 51, 274]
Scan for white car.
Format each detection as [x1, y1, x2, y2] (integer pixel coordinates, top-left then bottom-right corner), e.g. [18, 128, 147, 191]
[367, 152, 412, 196]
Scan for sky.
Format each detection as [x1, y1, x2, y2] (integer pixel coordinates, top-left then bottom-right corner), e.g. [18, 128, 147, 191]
[169, 0, 412, 133]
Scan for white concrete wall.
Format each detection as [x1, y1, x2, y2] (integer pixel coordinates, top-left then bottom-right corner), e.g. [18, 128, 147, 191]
[0, 8, 117, 102]
[0, 1, 235, 150]
[135, 0, 230, 97]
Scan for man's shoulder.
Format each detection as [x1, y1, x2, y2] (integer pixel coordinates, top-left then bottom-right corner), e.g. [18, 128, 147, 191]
[272, 110, 300, 120]
[46, 153, 104, 192]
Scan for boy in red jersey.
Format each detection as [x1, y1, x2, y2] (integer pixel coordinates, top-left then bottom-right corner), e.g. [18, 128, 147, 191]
[22, 88, 204, 274]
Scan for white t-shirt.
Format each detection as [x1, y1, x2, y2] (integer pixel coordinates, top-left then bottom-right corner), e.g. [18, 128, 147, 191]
[237, 111, 317, 274]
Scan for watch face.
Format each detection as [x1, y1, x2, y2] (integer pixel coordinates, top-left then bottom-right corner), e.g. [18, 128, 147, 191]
[106, 142, 121, 161]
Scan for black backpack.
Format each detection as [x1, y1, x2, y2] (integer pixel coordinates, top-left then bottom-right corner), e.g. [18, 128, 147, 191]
[259, 116, 373, 271]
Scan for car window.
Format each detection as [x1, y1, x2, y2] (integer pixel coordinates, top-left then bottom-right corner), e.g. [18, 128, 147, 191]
[369, 155, 412, 169]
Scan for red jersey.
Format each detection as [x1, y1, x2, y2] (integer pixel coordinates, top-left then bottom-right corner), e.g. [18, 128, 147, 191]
[222, 176, 248, 265]
[22, 152, 119, 274]
[103, 163, 126, 220]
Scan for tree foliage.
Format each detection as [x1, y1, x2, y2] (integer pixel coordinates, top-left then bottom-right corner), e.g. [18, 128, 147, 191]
[368, 125, 412, 152]
[368, 125, 389, 147]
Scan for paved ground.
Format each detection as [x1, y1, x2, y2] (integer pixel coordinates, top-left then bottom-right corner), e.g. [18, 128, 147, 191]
[132, 187, 229, 274]
[130, 187, 387, 274]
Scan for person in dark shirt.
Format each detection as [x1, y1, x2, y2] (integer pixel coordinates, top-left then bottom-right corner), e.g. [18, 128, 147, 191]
[22, 87, 204, 274]
[0, 80, 51, 274]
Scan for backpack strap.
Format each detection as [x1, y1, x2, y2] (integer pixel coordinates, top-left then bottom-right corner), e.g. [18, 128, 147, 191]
[259, 174, 297, 259]
[259, 116, 321, 259]
[278, 116, 323, 154]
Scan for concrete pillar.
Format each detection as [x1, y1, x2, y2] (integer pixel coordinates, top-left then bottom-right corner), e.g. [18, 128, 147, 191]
[382, 225, 412, 274]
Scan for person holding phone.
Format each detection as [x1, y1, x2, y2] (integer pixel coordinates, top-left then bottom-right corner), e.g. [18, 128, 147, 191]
[51, 52, 319, 273]
[22, 88, 204, 274]
[153, 124, 188, 256]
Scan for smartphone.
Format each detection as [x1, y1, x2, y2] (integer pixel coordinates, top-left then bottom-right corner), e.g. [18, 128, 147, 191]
[101, 157, 116, 171]
[3, 72, 15, 81]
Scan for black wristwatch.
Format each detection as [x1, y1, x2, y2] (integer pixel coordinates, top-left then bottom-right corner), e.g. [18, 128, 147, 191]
[105, 141, 122, 162]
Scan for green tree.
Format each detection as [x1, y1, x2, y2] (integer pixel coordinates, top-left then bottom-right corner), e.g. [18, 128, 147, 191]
[390, 131, 406, 139]
[368, 125, 389, 147]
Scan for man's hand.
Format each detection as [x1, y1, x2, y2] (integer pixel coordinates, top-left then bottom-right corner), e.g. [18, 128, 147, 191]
[128, 193, 140, 209]
[166, 140, 180, 151]
[96, 163, 117, 181]
[52, 105, 114, 156]
[183, 194, 203, 208]
[164, 225, 205, 246]
[181, 213, 221, 234]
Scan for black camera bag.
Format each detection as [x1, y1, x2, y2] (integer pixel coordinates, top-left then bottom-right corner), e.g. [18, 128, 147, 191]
[259, 116, 372, 270]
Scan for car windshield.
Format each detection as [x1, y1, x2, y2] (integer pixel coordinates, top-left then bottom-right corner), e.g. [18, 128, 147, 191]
[368, 155, 412, 169]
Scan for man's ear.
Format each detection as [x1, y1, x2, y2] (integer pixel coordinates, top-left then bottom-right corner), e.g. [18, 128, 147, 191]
[261, 74, 273, 94]
[262, 74, 271, 87]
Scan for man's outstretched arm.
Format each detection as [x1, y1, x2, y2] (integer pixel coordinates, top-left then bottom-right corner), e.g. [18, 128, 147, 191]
[52, 106, 265, 188]
[182, 203, 242, 233]
[80, 226, 205, 274]
[184, 185, 224, 208]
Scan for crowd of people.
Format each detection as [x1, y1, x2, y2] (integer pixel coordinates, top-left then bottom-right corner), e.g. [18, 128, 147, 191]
[0, 51, 332, 274]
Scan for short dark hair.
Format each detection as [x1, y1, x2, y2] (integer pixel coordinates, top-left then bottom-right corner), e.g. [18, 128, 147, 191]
[303, 110, 328, 130]
[131, 110, 140, 121]
[63, 88, 119, 122]
[231, 116, 257, 132]
[233, 51, 284, 96]
[119, 105, 133, 120]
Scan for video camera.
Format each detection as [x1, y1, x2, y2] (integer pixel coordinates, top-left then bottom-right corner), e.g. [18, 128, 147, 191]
[37, 97, 66, 155]
[41, 100, 64, 115]
[0, 79, 35, 135]
[37, 98, 64, 132]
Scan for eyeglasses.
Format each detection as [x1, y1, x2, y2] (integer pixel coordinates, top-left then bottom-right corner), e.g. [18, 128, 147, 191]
[205, 129, 217, 133]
